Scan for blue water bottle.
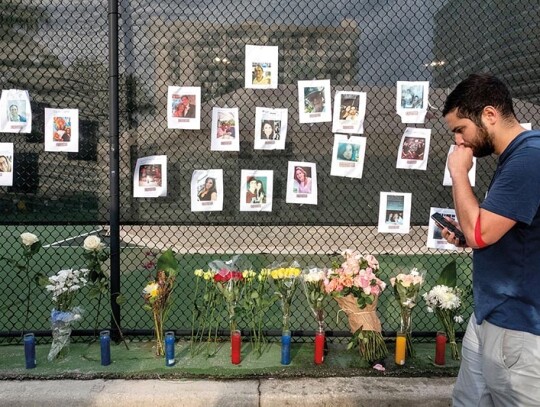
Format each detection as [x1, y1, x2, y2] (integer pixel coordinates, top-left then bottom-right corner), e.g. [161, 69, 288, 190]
[100, 330, 111, 366]
[24, 333, 36, 369]
[165, 331, 175, 367]
[281, 330, 291, 365]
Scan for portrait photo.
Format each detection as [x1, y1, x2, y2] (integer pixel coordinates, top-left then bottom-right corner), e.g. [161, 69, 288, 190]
[0, 142, 14, 186]
[240, 169, 273, 212]
[191, 169, 224, 212]
[298, 79, 332, 123]
[426, 207, 460, 250]
[332, 91, 367, 134]
[245, 45, 278, 89]
[330, 134, 366, 179]
[211, 108, 240, 151]
[286, 161, 318, 205]
[254, 107, 288, 150]
[44, 108, 79, 152]
[396, 81, 429, 124]
[378, 192, 411, 234]
[0, 89, 32, 133]
[167, 86, 201, 129]
[133, 155, 167, 198]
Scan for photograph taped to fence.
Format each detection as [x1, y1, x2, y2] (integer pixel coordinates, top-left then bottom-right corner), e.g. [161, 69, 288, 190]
[191, 169, 224, 212]
[396, 81, 429, 124]
[0, 89, 32, 134]
[0, 142, 14, 186]
[240, 169, 273, 212]
[298, 79, 332, 124]
[427, 207, 460, 251]
[44, 108, 79, 152]
[332, 91, 366, 134]
[167, 86, 201, 130]
[330, 134, 366, 179]
[286, 161, 317, 205]
[211, 107, 240, 151]
[245, 45, 278, 89]
[253, 107, 288, 150]
[378, 191, 412, 234]
[443, 145, 477, 187]
[396, 127, 431, 170]
[133, 155, 167, 198]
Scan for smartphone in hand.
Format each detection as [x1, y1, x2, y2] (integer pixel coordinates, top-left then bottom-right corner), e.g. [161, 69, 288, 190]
[431, 212, 466, 245]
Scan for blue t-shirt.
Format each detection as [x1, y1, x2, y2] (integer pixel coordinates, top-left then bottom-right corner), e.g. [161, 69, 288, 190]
[475, 130, 540, 334]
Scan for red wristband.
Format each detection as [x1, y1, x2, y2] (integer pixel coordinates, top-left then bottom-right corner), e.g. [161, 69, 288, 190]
[475, 215, 487, 248]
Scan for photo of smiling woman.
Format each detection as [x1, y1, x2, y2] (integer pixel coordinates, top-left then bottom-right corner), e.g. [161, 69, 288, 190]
[261, 120, 275, 140]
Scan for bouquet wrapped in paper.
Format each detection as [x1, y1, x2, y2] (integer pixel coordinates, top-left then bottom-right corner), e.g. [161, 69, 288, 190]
[390, 268, 424, 357]
[325, 250, 388, 364]
[45, 268, 87, 361]
[301, 267, 328, 333]
[266, 261, 302, 334]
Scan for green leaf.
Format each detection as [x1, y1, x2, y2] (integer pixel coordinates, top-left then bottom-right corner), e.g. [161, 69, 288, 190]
[437, 261, 457, 287]
[157, 249, 179, 276]
[116, 294, 126, 305]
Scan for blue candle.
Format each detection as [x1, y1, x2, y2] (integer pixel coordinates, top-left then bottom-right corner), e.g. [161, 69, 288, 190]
[165, 331, 175, 367]
[281, 331, 291, 365]
[24, 333, 36, 369]
[100, 330, 111, 366]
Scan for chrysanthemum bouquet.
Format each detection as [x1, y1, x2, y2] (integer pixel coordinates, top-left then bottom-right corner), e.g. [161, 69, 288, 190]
[301, 267, 328, 332]
[142, 249, 179, 356]
[325, 250, 388, 364]
[266, 262, 302, 334]
[390, 268, 424, 357]
[423, 261, 462, 360]
[45, 268, 87, 360]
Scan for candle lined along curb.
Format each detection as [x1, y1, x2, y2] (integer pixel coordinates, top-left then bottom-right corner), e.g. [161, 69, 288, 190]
[231, 330, 241, 365]
[24, 333, 36, 369]
[395, 332, 406, 365]
[314, 331, 325, 365]
[165, 331, 175, 367]
[435, 331, 447, 366]
[100, 330, 111, 366]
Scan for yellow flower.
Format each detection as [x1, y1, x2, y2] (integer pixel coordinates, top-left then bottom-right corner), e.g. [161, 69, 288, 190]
[143, 282, 159, 298]
[203, 271, 213, 281]
[194, 269, 204, 277]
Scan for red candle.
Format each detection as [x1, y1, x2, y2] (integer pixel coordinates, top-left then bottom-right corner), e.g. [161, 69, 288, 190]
[231, 330, 241, 365]
[435, 331, 447, 365]
[314, 331, 325, 365]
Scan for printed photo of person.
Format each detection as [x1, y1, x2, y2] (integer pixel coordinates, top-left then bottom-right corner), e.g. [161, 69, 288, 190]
[52, 117, 71, 142]
[0, 154, 12, 173]
[337, 142, 359, 162]
[245, 176, 267, 204]
[172, 95, 196, 118]
[401, 137, 426, 160]
[8, 103, 27, 122]
[339, 97, 360, 120]
[252, 63, 271, 85]
[304, 87, 325, 113]
[293, 166, 312, 194]
[217, 119, 236, 139]
[197, 177, 218, 201]
[400, 85, 424, 109]
[260, 119, 281, 140]
[138, 164, 162, 187]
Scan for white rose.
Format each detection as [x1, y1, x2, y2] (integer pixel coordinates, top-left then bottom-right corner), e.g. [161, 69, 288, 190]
[84, 235, 103, 251]
[20, 232, 39, 246]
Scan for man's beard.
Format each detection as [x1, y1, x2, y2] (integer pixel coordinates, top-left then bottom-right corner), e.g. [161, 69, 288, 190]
[472, 125, 495, 157]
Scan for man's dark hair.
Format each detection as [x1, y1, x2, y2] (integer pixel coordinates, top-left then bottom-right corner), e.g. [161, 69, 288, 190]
[442, 73, 516, 126]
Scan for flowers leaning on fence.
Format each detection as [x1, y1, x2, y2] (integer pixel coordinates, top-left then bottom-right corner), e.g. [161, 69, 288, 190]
[423, 261, 463, 361]
[45, 268, 87, 361]
[301, 268, 328, 332]
[142, 248, 179, 356]
[267, 263, 302, 334]
[325, 250, 388, 365]
[1, 232, 43, 334]
[390, 268, 424, 357]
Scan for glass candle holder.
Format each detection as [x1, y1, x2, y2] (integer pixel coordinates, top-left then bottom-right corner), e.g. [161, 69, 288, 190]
[24, 333, 36, 369]
[395, 332, 406, 365]
[165, 331, 175, 367]
[435, 331, 447, 366]
[100, 330, 111, 366]
[281, 330, 291, 365]
[314, 330, 325, 365]
[231, 330, 241, 365]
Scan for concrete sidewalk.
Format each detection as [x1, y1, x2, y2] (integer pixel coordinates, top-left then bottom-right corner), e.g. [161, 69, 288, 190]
[0, 377, 454, 407]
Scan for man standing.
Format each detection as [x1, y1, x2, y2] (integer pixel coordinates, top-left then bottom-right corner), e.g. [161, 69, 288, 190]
[441, 73, 540, 406]
[179, 95, 196, 118]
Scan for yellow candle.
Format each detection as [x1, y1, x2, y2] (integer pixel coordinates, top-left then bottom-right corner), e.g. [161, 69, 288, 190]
[395, 332, 406, 365]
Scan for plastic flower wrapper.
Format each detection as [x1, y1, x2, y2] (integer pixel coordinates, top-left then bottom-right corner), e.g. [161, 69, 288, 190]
[266, 261, 302, 334]
[208, 254, 252, 333]
[390, 267, 424, 357]
[241, 268, 277, 357]
[423, 261, 463, 360]
[301, 267, 328, 332]
[45, 268, 87, 361]
[324, 250, 388, 365]
[142, 249, 179, 356]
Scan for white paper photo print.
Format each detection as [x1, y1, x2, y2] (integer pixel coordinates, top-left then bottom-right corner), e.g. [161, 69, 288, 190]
[443, 145, 476, 187]
[211, 108, 240, 152]
[44, 108, 79, 153]
[330, 134, 367, 179]
[427, 207, 460, 251]
[240, 169, 273, 212]
[332, 91, 366, 134]
[298, 79, 332, 124]
[396, 81, 429, 124]
[378, 192, 412, 234]
[191, 169, 224, 212]
[286, 161, 318, 205]
[167, 86, 201, 130]
[0, 143, 14, 186]
[0, 89, 32, 133]
[396, 127, 431, 170]
[133, 155, 168, 198]
[245, 45, 278, 89]
[254, 107, 288, 150]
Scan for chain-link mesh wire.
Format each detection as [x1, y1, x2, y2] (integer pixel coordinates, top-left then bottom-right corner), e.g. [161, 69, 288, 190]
[1, 0, 539, 343]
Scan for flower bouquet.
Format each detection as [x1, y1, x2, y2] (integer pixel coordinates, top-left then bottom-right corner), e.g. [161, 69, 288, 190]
[45, 268, 87, 361]
[241, 268, 277, 357]
[266, 262, 302, 334]
[390, 268, 424, 357]
[142, 248, 179, 356]
[325, 250, 388, 364]
[301, 267, 328, 333]
[423, 261, 463, 361]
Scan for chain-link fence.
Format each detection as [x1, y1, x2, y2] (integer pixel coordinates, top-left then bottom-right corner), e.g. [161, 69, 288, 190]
[1, 0, 539, 343]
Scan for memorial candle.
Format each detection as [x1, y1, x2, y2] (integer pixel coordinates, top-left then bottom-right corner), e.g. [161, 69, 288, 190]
[395, 332, 406, 365]
[231, 330, 241, 364]
[314, 331, 325, 365]
[435, 331, 447, 365]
